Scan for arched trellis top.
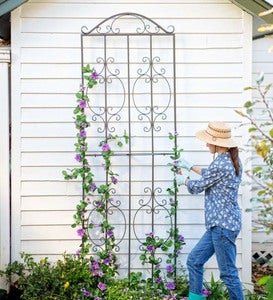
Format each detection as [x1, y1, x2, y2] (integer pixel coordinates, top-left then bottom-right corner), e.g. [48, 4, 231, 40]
[81, 12, 175, 35]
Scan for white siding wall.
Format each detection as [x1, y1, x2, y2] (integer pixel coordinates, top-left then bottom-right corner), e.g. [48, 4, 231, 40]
[252, 36, 273, 253]
[10, 0, 252, 285]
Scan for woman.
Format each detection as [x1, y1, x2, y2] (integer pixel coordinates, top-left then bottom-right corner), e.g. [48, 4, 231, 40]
[175, 121, 244, 300]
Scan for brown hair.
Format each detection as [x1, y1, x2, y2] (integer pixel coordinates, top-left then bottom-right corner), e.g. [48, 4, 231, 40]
[228, 147, 240, 176]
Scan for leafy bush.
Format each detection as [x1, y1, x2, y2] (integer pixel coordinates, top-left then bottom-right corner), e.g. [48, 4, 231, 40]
[236, 74, 273, 234]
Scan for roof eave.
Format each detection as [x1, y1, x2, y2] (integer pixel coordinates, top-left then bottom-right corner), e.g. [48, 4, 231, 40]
[230, 0, 273, 23]
[0, 0, 28, 17]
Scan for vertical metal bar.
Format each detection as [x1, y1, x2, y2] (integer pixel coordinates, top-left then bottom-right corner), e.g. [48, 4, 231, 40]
[173, 33, 178, 277]
[104, 34, 109, 252]
[149, 34, 155, 279]
[127, 34, 132, 279]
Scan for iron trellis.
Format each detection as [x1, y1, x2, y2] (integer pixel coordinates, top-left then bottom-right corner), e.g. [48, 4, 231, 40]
[81, 12, 178, 279]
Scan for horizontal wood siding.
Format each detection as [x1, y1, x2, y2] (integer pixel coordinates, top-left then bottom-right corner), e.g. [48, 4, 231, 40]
[11, 0, 252, 284]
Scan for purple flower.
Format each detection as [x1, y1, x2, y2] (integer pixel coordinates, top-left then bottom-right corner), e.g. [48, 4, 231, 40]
[91, 71, 99, 80]
[103, 257, 111, 265]
[75, 154, 81, 162]
[77, 228, 85, 238]
[79, 84, 85, 91]
[79, 100, 87, 109]
[98, 282, 106, 291]
[90, 261, 99, 271]
[166, 282, 176, 290]
[101, 143, 110, 151]
[76, 249, 80, 256]
[94, 298, 100, 300]
[90, 183, 97, 192]
[106, 230, 114, 237]
[178, 234, 184, 242]
[166, 265, 174, 273]
[80, 129, 86, 138]
[202, 288, 212, 296]
[155, 277, 162, 283]
[147, 245, 155, 253]
[96, 201, 103, 208]
[110, 175, 118, 185]
[146, 232, 154, 238]
[81, 146, 87, 151]
[81, 288, 91, 297]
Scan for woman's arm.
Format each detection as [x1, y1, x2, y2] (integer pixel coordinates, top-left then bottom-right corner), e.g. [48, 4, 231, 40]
[190, 165, 202, 175]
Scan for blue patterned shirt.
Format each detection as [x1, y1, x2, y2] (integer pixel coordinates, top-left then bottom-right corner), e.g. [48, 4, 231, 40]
[187, 152, 242, 231]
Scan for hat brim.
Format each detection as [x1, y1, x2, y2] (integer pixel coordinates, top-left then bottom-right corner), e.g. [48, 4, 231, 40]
[195, 130, 238, 148]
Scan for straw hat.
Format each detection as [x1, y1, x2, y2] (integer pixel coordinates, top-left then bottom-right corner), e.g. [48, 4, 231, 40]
[195, 121, 238, 148]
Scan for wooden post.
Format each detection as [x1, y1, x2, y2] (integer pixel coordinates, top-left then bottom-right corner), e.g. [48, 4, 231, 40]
[0, 47, 11, 290]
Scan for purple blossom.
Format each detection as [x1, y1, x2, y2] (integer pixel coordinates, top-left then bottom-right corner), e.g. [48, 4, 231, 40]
[90, 183, 97, 192]
[94, 298, 100, 300]
[91, 261, 99, 271]
[202, 288, 212, 296]
[79, 100, 87, 109]
[81, 288, 91, 297]
[147, 245, 155, 253]
[76, 249, 80, 256]
[178, 234, 184, 242]
[77, 228, 85, 238]
[98, 282, 106, 291]
[75, 154, 81, 162]
[96, 201, 103, 208]
[110, 175, 118, 185]
[103, 257, 111, 265]
[166, 282, 176, 290]
[106, 230, 114, 237]
[81, 146, 87, 151]
[79, 84, 85, 91]
[91, 71, 99, 80]
[155, 277, 162, 283]
[80, 129, 86, 138]
[166, 265, 174, 273]
[101, 143, 110, 151]
[146, 232, 154, 238]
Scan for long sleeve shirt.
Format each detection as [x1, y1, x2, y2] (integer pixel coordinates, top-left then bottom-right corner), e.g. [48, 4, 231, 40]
[187, 152, 242, 231]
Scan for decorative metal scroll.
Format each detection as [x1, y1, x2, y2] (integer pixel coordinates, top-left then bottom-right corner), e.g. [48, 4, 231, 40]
[81, 12, 177, 278]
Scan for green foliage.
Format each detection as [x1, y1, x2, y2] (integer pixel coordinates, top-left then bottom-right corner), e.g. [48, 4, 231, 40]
[203, 274, 229, 299]
[236, 75, 273, 235]
[0, 252, 104, 300]
[236, 74, 273, 300]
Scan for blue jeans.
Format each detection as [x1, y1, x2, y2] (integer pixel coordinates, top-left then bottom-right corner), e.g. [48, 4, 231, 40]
[186, 226, 244, 300]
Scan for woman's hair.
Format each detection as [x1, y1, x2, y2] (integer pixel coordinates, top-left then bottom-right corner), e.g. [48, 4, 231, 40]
[228, 147, 240, 176]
